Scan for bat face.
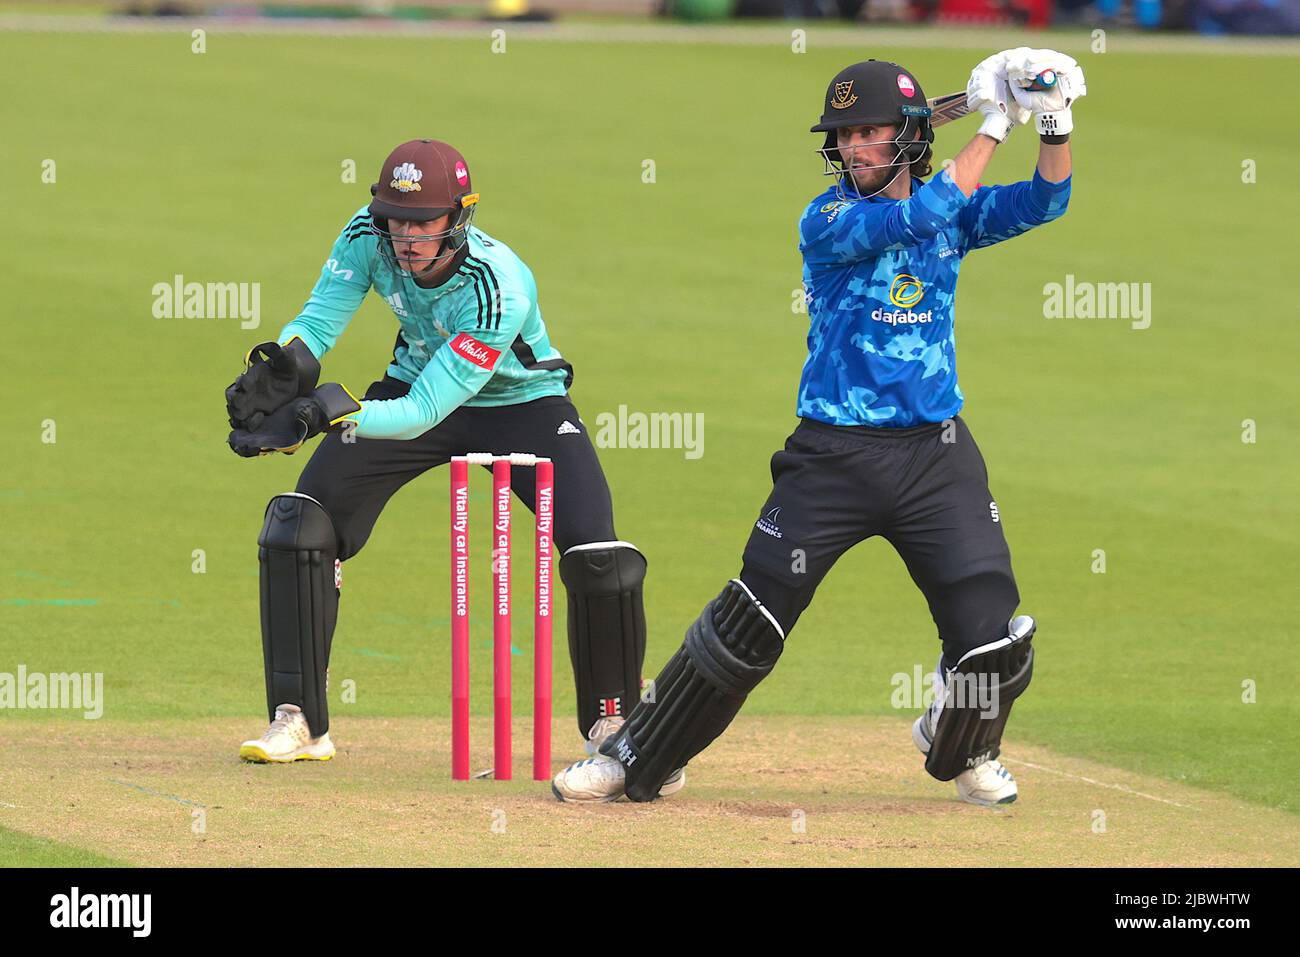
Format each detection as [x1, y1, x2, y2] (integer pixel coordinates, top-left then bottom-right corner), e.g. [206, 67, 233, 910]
[927, 92, 970, 129]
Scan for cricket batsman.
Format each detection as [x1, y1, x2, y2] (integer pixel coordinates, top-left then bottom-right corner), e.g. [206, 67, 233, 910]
[553, 49, 1083, 805]
[226, 140, 660, 778]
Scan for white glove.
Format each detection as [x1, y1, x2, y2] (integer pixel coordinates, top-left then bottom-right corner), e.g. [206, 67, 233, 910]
[967, 49, 1032, 143]
[1005, 49, 1087, 137]
[1002, 76, 1032, 130]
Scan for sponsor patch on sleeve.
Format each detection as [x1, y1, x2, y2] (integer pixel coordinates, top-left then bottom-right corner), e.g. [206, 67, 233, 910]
[449, 332, 500, 369]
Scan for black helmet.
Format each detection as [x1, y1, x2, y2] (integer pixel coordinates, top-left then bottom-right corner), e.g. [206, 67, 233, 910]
[812, 60, 934, 168]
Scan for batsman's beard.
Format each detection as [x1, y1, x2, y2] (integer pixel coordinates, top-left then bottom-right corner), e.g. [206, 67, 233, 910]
[829, 141, 912, 201]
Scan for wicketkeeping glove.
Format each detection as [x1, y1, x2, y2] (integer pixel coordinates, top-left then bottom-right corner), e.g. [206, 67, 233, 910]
[226, 383, 361, 458]
[225, 337, 321, 431]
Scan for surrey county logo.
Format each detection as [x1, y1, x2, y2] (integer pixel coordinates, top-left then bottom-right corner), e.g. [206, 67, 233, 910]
[831, 80, 857, 110]
[390, 162, 423, 193]
[454, 160, 469, 186]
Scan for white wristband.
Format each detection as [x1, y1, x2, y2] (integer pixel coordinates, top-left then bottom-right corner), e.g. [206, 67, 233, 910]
[1035, 108, 1073, 137]
[977, 113, 1013, 143]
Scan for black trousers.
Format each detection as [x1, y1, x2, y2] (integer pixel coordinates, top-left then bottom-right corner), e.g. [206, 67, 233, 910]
[738, 415, 1020, 664]
[296, 377, 616, 560]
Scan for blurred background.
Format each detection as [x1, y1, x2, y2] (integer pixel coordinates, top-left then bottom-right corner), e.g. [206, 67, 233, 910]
[8, 0, 1300, 36]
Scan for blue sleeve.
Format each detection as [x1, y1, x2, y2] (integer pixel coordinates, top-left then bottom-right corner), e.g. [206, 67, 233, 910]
[958, 171, 1071, 252]
[799, 168, 972, 266]
[344, 270, 532, 440]
[276, 215, 375, 357]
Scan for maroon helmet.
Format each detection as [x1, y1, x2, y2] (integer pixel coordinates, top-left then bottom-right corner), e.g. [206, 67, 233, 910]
[369, 139, 480, 274]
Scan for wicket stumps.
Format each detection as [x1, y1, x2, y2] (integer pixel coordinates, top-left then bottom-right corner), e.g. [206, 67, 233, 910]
[450, 453, 554, 781]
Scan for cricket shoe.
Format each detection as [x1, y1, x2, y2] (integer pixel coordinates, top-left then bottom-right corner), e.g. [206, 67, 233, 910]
[552, 754, 625, 803]
[583, 717, 685, 793]
[551, 753, 686, 803]
[585, 715, 625, 755]
[658, 766, 686, 798]
[954, 759, 1017, 807]
[239, 704, 335, 763]
[912, 706, 1017, 807]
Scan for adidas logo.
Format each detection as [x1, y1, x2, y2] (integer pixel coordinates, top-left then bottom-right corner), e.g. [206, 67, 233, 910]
[383, 292, 408, 318]
[556, 420, 581, 436]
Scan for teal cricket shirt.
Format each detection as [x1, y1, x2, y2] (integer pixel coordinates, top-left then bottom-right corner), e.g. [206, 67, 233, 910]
[278, 206, 572, 440]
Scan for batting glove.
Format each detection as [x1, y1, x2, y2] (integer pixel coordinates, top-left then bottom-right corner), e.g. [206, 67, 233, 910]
[967, 50, 1033, 143]
[1005, 49, 1087, 138]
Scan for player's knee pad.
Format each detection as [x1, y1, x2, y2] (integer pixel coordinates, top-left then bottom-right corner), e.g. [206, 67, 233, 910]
[923, 614, 1035, 781]
[600, 579, 786, 801]
[258, 493, 340, 738]
[559, 541, 647, 734]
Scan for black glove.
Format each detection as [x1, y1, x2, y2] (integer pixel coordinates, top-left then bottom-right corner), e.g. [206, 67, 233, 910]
[225, 337, 321, 431]
[227, 383, 361, 458]
[227, 401, 308, 458]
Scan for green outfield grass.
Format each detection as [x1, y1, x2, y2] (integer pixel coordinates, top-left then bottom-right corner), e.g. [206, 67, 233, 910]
[0, 825, 129, 867]
[1, 27, 1297, 864]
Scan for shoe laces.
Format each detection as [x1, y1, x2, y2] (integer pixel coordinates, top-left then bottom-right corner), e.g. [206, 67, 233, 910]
[588, 716, 624, 742]
[590, 756, 625, 780]
[971, 759, 1009, 783]
[264, 708, 297, 739]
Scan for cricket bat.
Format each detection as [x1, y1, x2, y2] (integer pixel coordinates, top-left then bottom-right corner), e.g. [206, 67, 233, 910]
[928, 71, 1057, 128]
[926, 92, 971, 129]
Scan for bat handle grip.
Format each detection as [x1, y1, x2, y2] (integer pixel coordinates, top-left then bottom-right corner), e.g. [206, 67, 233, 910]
[1026, 69, 1058, 92]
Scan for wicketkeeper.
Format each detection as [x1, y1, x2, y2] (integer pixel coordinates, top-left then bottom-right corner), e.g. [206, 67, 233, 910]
[228, 139, 661, 779]
[553, 49, 1083, 805]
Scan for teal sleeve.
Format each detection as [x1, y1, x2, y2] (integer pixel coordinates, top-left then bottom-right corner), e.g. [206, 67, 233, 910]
[346, 276, 531, 440]
[277, 223, 374, 358]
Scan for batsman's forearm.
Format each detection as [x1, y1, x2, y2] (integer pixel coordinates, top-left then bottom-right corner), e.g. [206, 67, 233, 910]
[949, 135, 998, 197]
[1037, 140, 1071, 183]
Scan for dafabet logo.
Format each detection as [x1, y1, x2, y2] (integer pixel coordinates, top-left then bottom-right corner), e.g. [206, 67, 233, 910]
[873, 274, 932, 326]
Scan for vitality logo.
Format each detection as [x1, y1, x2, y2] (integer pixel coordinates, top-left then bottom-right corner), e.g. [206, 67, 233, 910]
[449, 333, 500, 369]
